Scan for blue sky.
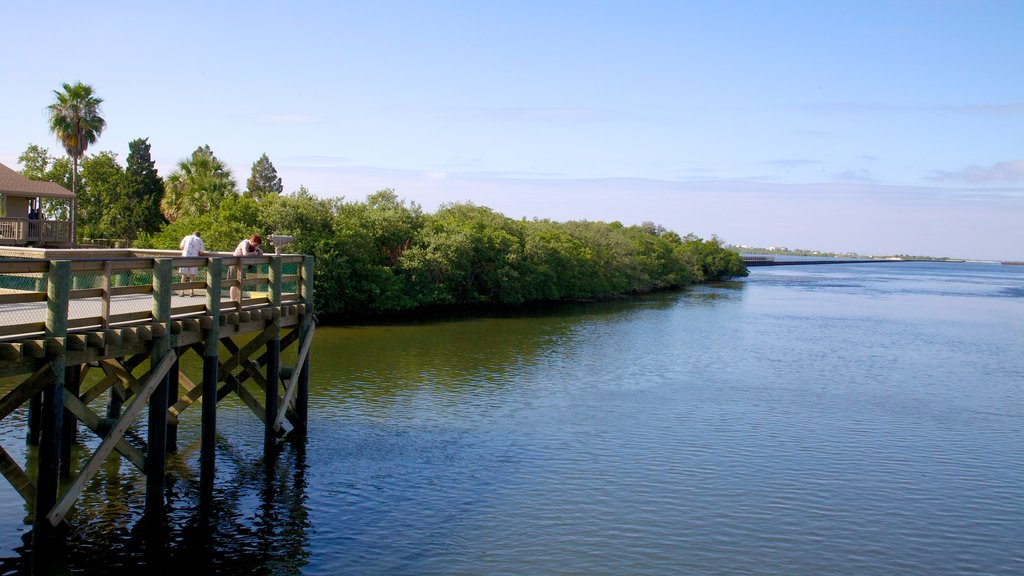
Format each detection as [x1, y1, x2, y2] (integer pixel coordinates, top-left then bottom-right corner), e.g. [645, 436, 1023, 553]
[2, 1, 1022, 260]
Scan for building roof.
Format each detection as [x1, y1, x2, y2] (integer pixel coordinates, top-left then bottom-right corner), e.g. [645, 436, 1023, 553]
[0, 162, 75, 199]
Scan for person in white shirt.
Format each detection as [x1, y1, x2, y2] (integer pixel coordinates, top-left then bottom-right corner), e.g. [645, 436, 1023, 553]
[178, 231, 205, 296]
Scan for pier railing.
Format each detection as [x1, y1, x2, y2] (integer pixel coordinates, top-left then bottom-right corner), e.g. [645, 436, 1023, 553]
[0, 251, 309, 341]
[0, 218, 72, 247]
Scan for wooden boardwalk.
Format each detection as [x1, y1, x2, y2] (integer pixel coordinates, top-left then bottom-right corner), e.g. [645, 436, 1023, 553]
[0, 248, 315, 554]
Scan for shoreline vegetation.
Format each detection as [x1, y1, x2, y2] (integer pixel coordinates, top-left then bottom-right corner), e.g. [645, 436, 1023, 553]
[15, 136, 745, 324]
[727, 245, 967, 262]
[134, 190, 748, 322]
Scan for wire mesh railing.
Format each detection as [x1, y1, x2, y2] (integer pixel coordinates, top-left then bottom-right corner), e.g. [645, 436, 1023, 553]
[0, 254, 309, 340]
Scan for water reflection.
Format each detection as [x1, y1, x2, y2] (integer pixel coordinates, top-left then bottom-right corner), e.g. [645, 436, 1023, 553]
[0, 264, 1020, 574]
[0, 431, 311, 575]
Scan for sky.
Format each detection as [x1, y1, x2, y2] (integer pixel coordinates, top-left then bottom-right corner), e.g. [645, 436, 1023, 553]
[1, 0, 1022, 260]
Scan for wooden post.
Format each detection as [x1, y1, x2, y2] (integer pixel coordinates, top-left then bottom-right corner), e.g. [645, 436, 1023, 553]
[106, 385, 123, 419]
[265, 256, 281, 444]
[166, 356, 180, 453]
[59, 364, 81, 478]
[100, 260, 112, 329]
[201, 258, 222, 501]
[296, 255, 314, 431]
[34, 260, 70, 546]
[146, 258, 172, 514]
[234, 260, 244, 310]
[26, 393, 40, 445]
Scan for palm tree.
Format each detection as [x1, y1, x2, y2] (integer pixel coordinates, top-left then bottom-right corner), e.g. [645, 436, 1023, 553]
[161, 145, 238, 221]
[47, 82, 106, 242]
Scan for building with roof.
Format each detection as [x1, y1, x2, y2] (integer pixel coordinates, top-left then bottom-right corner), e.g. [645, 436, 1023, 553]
[0, 162, 75, 247]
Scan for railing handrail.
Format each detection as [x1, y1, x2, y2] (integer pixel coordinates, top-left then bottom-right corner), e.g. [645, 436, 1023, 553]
[0, 253, 312, 341]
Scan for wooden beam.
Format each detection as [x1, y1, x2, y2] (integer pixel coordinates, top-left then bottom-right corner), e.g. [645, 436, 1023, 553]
[85, 331, 106, 348]
[81, 353, 146, 404]
[274, 323, 316, 432]
[67, 334, 88, 351]
[62, 390, 146, 472]
[46, 350, 177, 526]
[99, 358, 145, 397]
[167, 370, 200, 418]
[0, 343, 22, 362]
[0, 364, 54, 421]
[222, 373, 266, 424]
[0, 445, 35, 507]
[22, 340, 46, 359]
[219, 324, 279, 375]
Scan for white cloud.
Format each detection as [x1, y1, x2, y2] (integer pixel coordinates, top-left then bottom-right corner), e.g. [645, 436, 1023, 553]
[833, 168, 875, 183]
[930, 160, 1024, 183]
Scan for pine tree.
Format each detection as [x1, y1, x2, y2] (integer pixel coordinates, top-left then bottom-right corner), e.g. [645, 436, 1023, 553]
[245, 153, 283, 199]
[125, 138, 166, 234]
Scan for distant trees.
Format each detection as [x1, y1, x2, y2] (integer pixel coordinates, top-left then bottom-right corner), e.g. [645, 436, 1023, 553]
[137, 190, 747, 320]
[244, 153, 283, 198]
[47, 82, 106, 239]
[19, 141, 165, 242]
[125, 138, 166, 235]
[161, 145, 238, 221]
[17, 144, 72, 220]
[77, 151, 126, 239]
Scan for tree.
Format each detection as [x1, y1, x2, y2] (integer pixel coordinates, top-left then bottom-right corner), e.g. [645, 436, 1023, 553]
[17, 144, 73, 220]
[161, 145, 238, 221]
[125, 138, 166, 234]
[17, 144, 53, 180]
[244, 153, 283, 198]
[77, 152, 125, 238]
[47, 82, 106, 241]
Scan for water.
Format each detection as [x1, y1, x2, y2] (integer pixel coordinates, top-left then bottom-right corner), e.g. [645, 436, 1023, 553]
[0, 261, 1021, 574]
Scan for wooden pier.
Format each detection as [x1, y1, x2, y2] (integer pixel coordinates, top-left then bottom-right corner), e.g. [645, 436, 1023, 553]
[0, 247, 315, 551]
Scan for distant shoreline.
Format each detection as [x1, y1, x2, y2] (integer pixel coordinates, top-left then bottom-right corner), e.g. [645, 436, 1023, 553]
[728, 245, 982, 263]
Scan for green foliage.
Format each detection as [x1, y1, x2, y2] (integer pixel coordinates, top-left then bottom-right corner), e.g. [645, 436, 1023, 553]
[17, 144, 52, 180]
[244, 153, 283, 198]
[125, 138, 166, 234]
[308, 190, 421, 315]
[78, 151, 126, 239]
[47, 83, 106, 161]
[679, 234, 748, 281]
[132, 185, 744, 320]
[161, 145, 238, 221]
[47, 82, 105, 205]
[136, 195, 258, 252]
[17, 144, 73, 220]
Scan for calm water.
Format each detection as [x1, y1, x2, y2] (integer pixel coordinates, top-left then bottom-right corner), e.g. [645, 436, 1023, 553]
[0, 261, 1021, 574]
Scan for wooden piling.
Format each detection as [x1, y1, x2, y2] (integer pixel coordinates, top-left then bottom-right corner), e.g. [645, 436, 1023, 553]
[266, 257, 282, 444]
[59, 364, 81, 478]
[145, 258, 172, 513]
[296, 255, 314, 431]
[167, 356, 180, 453]
[201, 258, 222, 499]
[34, 259, 70, 544]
